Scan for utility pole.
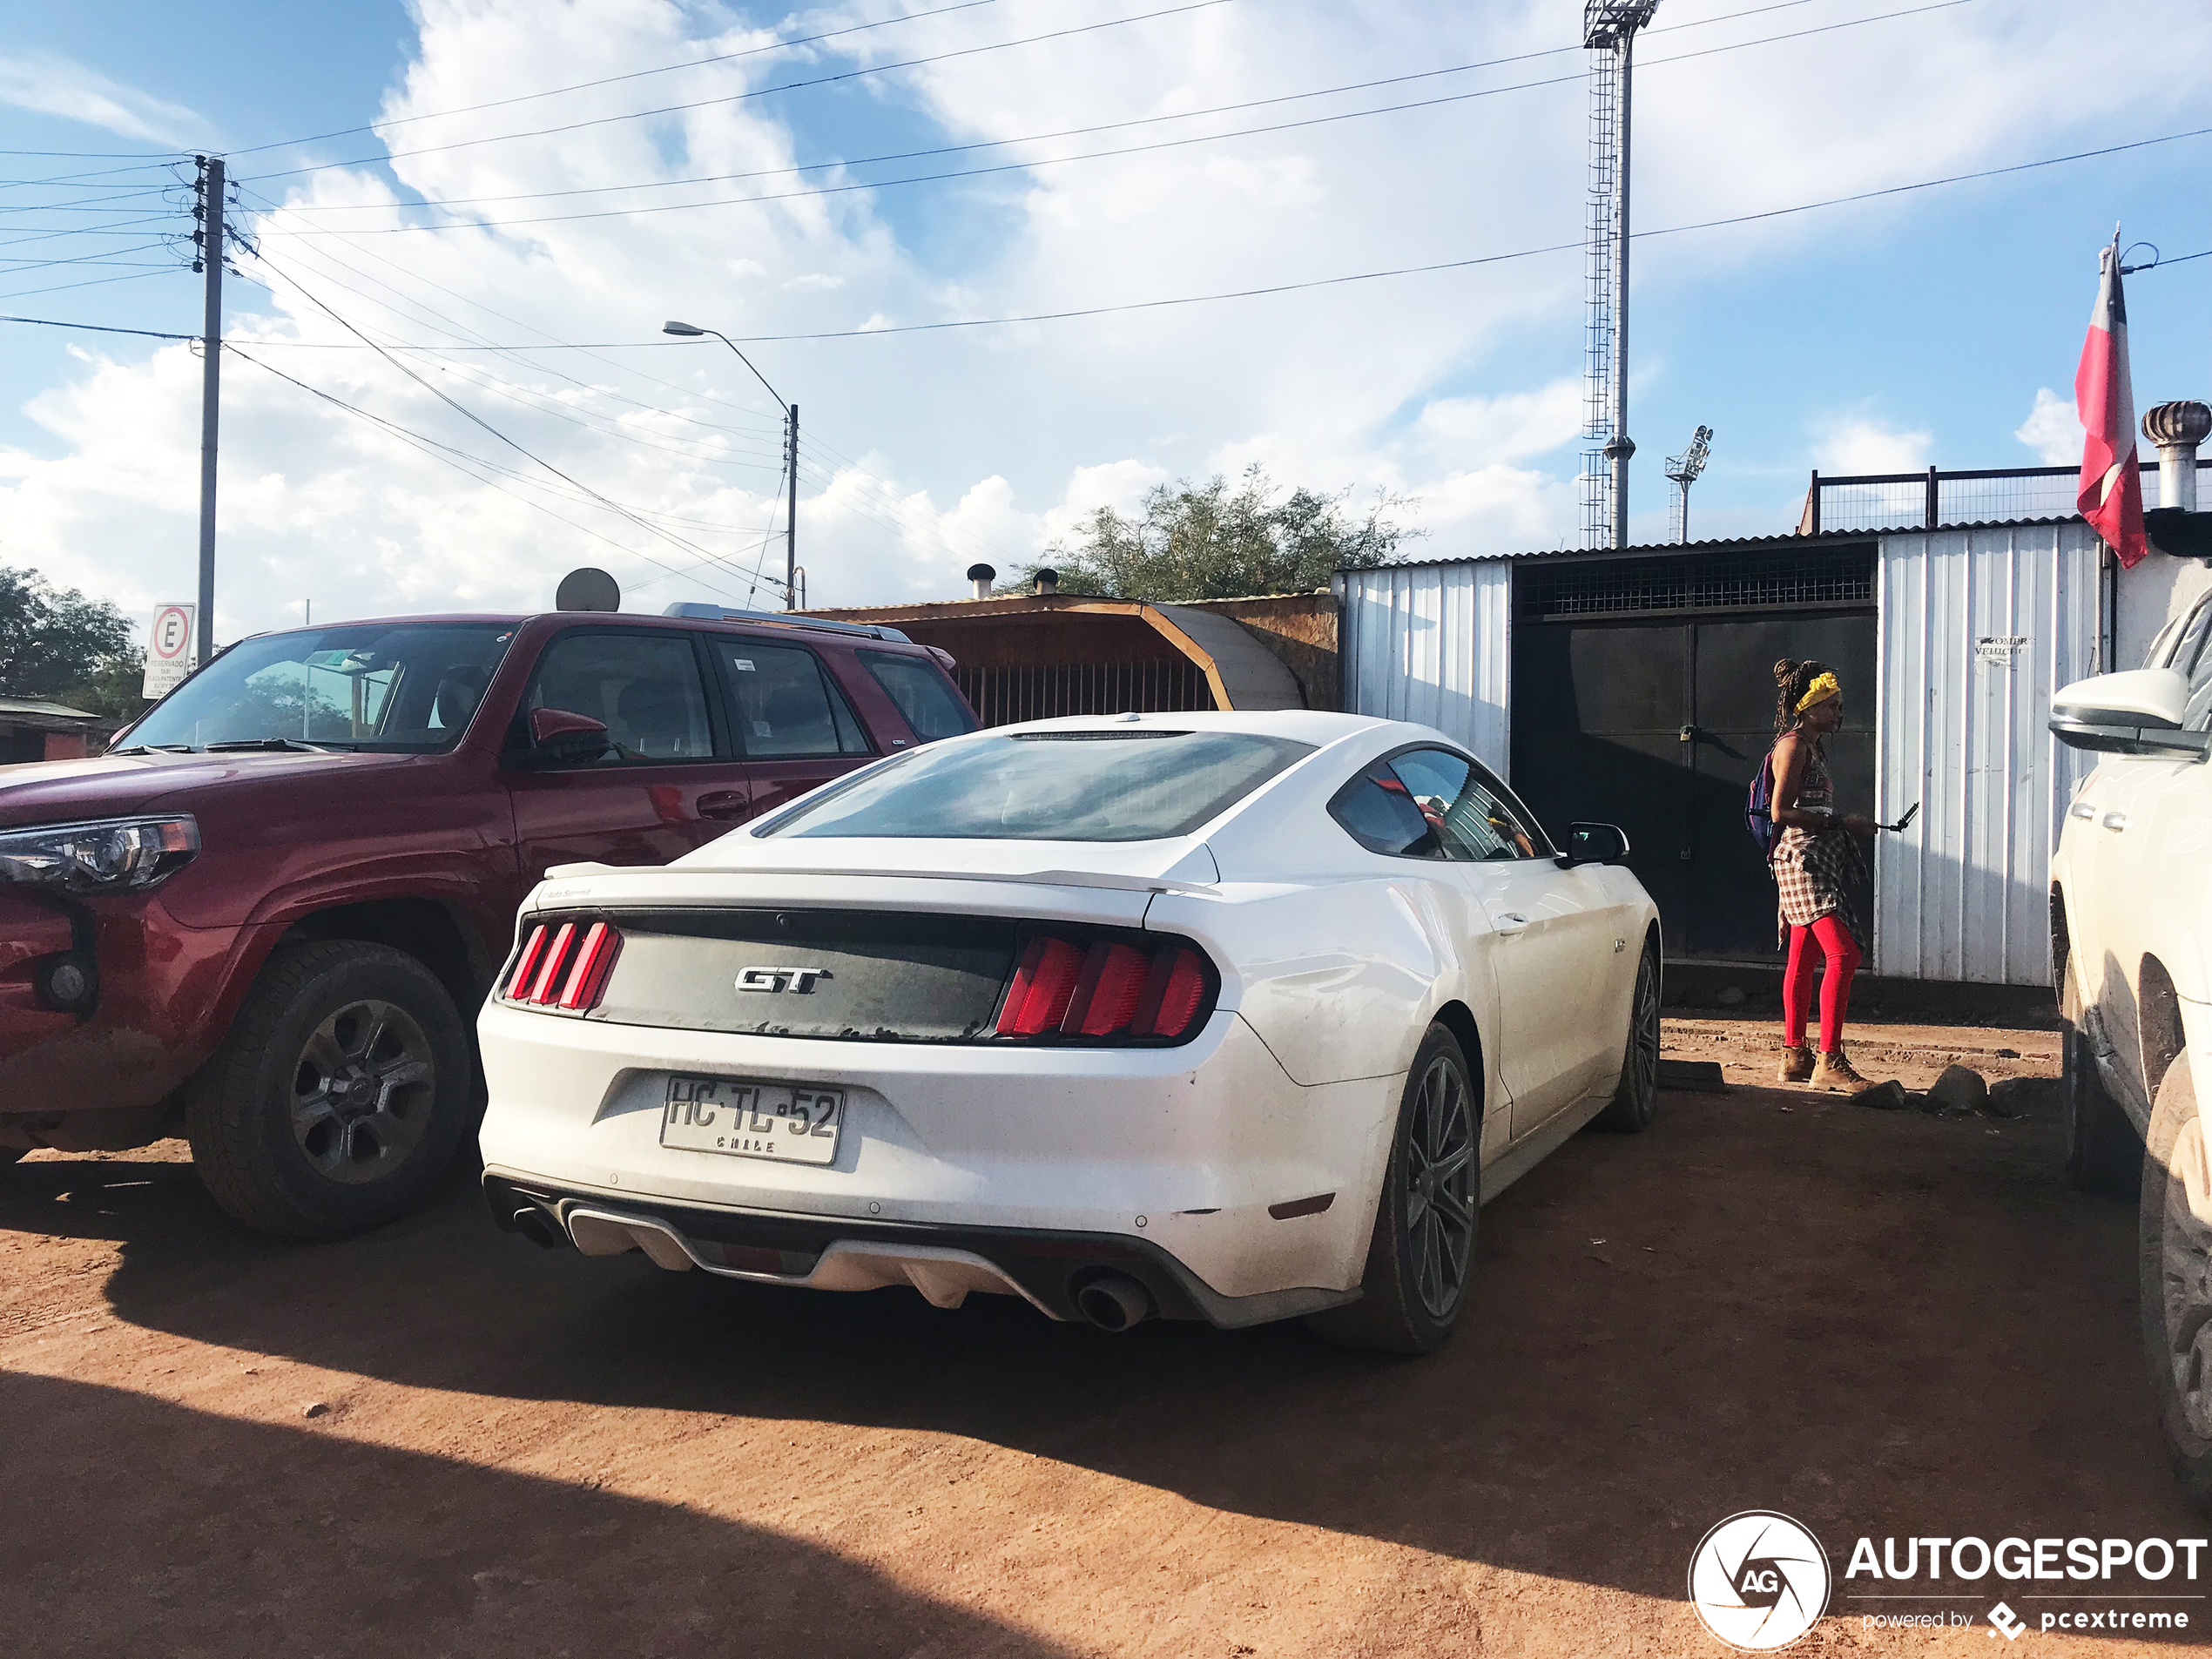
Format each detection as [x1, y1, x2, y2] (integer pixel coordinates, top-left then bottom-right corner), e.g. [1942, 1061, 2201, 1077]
[786, 403, 799, 610]
[192, 155, 226, 666]
[1581, 3, 1658, 550]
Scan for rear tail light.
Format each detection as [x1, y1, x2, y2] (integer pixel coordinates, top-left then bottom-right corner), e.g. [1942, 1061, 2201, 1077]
[503, 920, 623, 1014]
[995, 934, 1214, 1043]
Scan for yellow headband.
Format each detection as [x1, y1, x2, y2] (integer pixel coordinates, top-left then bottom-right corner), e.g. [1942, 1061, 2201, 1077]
[1796, 671, 1840, 713]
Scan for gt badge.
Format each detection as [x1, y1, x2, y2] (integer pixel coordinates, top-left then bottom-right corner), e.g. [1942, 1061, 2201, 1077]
[737, 967, 831, 993]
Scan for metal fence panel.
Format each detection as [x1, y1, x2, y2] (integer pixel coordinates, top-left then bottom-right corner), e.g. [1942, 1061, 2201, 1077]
[1873, 522, 2102, 984]
[1340, 562, 1512, 773]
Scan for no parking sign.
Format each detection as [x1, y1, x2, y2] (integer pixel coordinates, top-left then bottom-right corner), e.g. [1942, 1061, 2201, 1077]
[141, 604, 197, 698]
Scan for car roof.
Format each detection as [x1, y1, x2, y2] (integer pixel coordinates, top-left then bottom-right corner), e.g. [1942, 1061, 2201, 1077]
[227, 610, 934, 651]
[980, 709, 1447, 746]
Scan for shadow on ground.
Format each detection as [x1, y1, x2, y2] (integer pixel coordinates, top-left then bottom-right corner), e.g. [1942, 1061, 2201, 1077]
[3, 1086, 2201, 1629]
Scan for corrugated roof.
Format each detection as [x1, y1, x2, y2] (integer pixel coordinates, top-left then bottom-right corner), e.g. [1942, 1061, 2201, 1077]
[1349, 516, 2094, 574]
[0, 696, 98, 720]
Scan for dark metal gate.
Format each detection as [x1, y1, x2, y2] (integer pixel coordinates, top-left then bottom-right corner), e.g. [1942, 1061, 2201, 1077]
[1508, 544, 1878, 960]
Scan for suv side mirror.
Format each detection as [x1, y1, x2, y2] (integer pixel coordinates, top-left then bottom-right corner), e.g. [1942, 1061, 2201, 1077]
[2049, 669, 2210, 759]
[520, 706, 612, 766]
[1556, 821, 1630, 868]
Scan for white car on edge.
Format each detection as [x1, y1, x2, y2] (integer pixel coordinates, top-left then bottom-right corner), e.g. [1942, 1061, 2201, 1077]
[476, 711, 1662, 1354]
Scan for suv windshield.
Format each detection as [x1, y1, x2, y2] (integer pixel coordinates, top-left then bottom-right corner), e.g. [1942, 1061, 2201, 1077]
[124, 623, 516, 753]
[759, 729, 1315, 842]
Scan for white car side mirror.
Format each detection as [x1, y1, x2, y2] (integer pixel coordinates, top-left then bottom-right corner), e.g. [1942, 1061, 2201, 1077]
[2049, 668, 2209, 759]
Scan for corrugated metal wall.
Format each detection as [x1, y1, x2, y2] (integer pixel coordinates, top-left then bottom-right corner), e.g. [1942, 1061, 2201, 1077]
[1873, 522, 2103, 984]
[1339, 562, 1513, 773]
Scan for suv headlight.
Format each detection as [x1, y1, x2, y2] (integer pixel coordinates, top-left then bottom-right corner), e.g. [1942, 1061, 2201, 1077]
[0, 815, 201, 894]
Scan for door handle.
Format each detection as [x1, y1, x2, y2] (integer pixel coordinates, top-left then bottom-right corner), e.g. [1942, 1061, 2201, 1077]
[698, 791, 750, 821]
[2101, 811, 2128, 833]
[2069, 799, 2095, 820]
[1494, 912, 1529, 936]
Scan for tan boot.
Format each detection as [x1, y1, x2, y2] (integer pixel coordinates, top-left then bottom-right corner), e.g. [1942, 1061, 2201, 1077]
[1813, 1047, 1870, 1091]
[1777, 1043, 1814, 1083]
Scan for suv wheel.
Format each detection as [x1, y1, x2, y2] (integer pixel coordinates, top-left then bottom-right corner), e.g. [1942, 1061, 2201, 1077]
[185, 941, 471, 1239]
[1305, 1022, 1478, 1356]
[2140, 1060, 2212, 1513]
[2061, 968, 2141, 1197]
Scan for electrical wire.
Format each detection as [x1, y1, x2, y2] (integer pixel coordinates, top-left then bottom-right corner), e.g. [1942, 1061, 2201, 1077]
[226, 344, 763, 603]
[239, 0, 1241, 182]
[0, 267, 184, 301]
[249, 0, 1986, 239]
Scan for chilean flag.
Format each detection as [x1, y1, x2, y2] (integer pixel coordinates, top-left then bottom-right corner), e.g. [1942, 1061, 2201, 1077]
[2075, 239, 2147, 568]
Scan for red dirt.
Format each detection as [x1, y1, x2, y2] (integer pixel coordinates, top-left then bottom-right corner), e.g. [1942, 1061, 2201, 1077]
[1, 1016, 2200, 1657]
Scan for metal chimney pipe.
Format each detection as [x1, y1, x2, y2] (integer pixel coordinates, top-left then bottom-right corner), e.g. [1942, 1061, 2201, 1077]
[966, 562, 996, 601]
[1033, 568, 1059, 597]
[2143, 401, 2210, 512]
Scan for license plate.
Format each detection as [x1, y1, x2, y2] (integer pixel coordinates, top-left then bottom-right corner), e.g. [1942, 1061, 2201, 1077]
[659, 1076, 843, 1166]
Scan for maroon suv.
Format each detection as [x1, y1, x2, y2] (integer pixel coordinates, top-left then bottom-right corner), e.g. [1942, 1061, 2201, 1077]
[0, 605, 975, 1237]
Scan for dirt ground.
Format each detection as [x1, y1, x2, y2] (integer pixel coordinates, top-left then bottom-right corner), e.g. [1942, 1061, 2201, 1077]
[3, 1010, 2204, 1658]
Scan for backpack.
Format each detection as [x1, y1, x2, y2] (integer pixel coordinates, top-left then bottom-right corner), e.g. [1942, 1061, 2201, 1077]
[1746, 750, 1780, 857]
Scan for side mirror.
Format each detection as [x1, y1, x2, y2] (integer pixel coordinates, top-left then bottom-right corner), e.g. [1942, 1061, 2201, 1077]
[521, 706, 611, 766]
[1556, 821, 1630, 868]
[2048, 669, 2210, 759]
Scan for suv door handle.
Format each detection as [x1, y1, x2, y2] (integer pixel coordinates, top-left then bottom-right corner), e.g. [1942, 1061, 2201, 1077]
[2101, 811, 2129, 833]
[2069, 799, 2095, 820]
[1494, 912, 1529, 935]
[698, 791, 750, 820]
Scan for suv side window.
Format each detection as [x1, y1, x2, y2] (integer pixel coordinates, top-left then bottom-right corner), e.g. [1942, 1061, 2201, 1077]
[2170, 596, 2212, 729]
[712, 640, 872, 759]
[525, 631, 715, 764]
[859, 650, 976, 742]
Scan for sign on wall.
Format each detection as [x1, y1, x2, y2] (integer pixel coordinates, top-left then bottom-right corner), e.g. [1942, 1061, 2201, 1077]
[142, 604, 197, 698]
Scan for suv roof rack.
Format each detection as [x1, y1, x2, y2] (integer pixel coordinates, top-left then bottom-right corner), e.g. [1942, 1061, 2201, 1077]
[660, 602, 911, 644]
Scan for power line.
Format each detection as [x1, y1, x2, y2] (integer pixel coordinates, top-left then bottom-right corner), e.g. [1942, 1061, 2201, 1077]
[245, 0, 1931, 219]
[226, 344, 762, 603]
[239, 0, 1241, 182]
[225, 0, 1015, 158]
[0, 314, 193, 340]
[0, 267, 183, 301]
[248, 0, 1986, 239]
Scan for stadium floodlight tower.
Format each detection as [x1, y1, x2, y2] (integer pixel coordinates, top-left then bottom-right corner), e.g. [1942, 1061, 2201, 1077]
[1665, 424, 1713, 543]
[1581, 0, 1661, 550]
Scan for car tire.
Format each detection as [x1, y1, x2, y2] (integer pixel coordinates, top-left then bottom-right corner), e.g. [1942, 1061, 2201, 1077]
[1305, 1022, 1478, 1357]
[2139, 1059, 2212, 1514]
[185, 941, 472, 1240]
[2062, 968, 2141, 1198]
[1594, 940, 1661, 1133]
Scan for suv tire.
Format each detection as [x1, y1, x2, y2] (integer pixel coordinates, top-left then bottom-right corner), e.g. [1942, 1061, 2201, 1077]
[1306, 1022, 1478, 1356]
[185, 941, 471, 1239]
[1593, 941, 1661, 1132]
[2061, 969, 2141, 1198]
[2139, 1059, 2212, 1513]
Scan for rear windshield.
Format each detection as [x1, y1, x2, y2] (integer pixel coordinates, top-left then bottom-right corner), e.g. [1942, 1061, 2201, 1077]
[860, 651, 975, 742]
[124, 623, 515, 753]
[759, 729, 1314, 842]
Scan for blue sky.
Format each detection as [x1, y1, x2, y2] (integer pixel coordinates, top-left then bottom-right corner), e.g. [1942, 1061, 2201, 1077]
[2, 0, 2207, 637]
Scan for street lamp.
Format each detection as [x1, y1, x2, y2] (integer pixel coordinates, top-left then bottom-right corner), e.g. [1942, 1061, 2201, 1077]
[664, 320, 799, 610]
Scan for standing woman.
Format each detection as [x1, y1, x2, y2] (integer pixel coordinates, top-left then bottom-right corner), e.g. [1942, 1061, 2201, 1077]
[1768, 659, 1879, 1088]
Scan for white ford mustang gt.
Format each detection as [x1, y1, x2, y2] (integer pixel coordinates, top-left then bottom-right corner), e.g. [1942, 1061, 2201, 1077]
[477, 711, 1661, 1353]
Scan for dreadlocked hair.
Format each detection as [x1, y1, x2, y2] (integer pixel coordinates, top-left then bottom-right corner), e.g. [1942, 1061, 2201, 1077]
[1773, 658, 1834, 732]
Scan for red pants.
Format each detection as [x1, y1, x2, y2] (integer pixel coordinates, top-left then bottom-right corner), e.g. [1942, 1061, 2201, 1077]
[1784, 915, 1861, 1052]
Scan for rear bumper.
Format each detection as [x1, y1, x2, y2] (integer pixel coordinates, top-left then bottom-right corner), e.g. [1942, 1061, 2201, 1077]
[484, 1174, 1353, 1327]
[475, 999, 1399, 1305]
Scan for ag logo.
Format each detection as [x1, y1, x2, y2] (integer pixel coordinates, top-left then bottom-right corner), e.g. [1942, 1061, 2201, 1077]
[1687, 1511, 1831, 1650]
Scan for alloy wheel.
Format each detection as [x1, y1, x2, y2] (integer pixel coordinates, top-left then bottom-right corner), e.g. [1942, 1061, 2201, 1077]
[1405, 1050, 1475, 1320]
[1628, 950, 1660, 1107]
[289, 998, 437, 1184]
[2161, 1116, 2212, 1441]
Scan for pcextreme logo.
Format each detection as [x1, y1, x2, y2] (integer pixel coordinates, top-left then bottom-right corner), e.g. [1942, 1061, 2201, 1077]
[1688, 1511, 1833, 1650]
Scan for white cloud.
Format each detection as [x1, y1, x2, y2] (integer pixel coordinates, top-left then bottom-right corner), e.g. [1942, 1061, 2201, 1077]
[1814, 416, 1932, 475]
[1412, 380, 1585, 464]
[0, 51, 212, 146]
[2016, 387, 2084, 467]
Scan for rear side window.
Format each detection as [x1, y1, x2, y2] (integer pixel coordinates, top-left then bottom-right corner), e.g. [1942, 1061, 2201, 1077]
[860, 651, 975, 741]
[1331, 763, 1442, 858]
[529, 631, 713, 763]
[714, 641, 871, 759]
[1331, 748, 1548, 860]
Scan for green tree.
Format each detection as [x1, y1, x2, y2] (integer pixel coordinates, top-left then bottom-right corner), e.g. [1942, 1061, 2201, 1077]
[55, 652, 153, 721]
[0, 566, 137, 703]
[1014, 466, 1423, 602]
